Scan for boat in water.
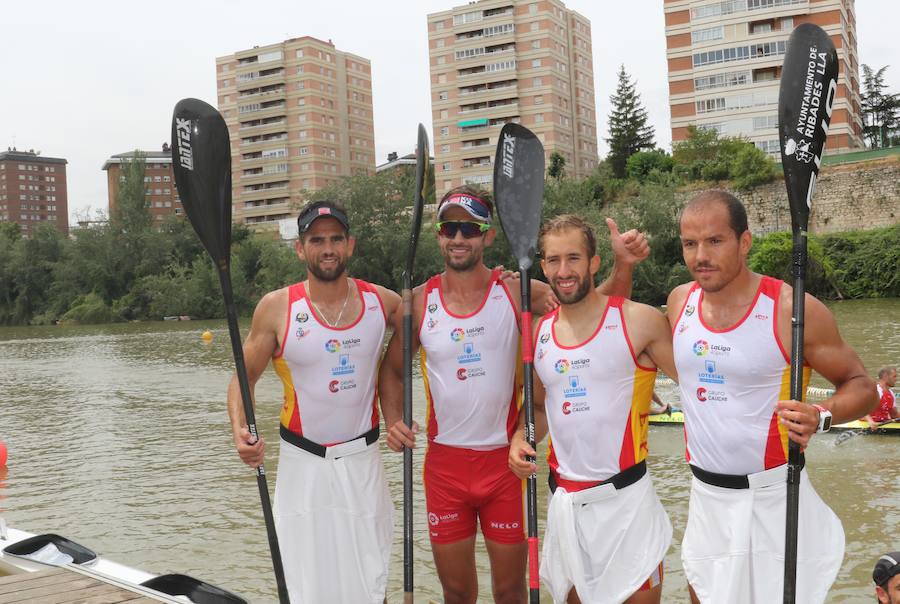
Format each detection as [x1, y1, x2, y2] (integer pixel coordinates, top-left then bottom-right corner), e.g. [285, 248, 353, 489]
[0, 522, 247, 603]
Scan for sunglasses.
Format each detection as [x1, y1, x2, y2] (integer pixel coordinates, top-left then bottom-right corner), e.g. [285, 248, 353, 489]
[435, 221, 490, 239]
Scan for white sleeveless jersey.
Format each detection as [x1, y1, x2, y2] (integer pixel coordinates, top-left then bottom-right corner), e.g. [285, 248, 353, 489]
[672, 276, 810, 475]
[418, 270, 521, 449]
[274, 280, 386, 444]
[534, 297, 657, 482]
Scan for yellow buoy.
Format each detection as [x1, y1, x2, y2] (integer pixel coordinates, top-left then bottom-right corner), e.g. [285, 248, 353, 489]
[201, 330, 213, 342]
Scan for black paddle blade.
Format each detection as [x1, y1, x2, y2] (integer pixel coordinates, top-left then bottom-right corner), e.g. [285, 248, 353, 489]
[778, 23, 838, 232]
[493, 123, 545, 271]
[406, 124, 430, 281]
[171, 98, 233, 268]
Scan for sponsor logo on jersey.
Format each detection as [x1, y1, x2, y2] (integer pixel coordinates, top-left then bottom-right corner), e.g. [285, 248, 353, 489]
[339, 337, 361, 350]
[329, 379, 357, 393]
[554, 359, 570, 374]
[537, 347, 547, 360]
[296, 312, 309, 323]
[325, 339, 341, 353]
[489, 521, 520, 530]
[540, 333, 551, 344]
[755, 313, 769, 321]
[685, 305, 695, 316]
[697, 387, 726, 402]
[368, 305, 378, 311]
[692, 340, 709, 356]
[678, 322, 689, 335]
[428, 512, 439, 526]
[698, 360, 725, 384]
[429, 511, 459, 527]
[428, 303, 438, 313]
[457, 342, 482, 364]
[456, 366, 485, 380]
[331, 353, 355, 376]
[295, 327, 310, 339]
[563, 374, 587, 398]
[450, 328, 465, 342]
[571, 358, 591, 370]
[693, 339, 731, 357]
[605, 323, 618, 330]
[562, 400, 591, 415]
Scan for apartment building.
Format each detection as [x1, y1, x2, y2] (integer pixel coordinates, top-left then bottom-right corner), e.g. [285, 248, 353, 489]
[665, 0, 863, 154]
[0, 148, 68, 235]
[427, 0, 598, 198]
[216, 37, 375, 233]
[102, 146, 181, 224]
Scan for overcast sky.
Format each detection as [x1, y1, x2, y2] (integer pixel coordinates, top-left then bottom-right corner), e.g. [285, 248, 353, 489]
[2, 1, 897, 223]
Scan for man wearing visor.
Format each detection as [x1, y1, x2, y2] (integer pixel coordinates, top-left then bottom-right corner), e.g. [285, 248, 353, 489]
[380, 186, 649, 603]
[227, 200, 401, 603]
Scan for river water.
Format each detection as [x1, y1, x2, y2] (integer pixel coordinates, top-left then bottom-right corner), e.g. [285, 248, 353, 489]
[0, 298, 897, 602]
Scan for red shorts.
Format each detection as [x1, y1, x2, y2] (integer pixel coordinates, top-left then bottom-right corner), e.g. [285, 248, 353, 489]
[424, 441, 525, 545]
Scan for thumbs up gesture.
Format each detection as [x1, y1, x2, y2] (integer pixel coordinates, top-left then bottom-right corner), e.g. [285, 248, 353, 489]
[607, 217, 649, 266]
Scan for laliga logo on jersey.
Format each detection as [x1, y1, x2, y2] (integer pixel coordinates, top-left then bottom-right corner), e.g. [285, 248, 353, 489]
[296, 312, 309, 323]
[329, 380, 339, 393]
[450, 328, 465, 342]
[457, 368, 467, 380]
[428, 512, 439, 526]
[540, 333, 550, 344]
[325, 339, 341, 353]
[693, 339, 731, 357]
[554, 359, 570, 374]
[692, 340, 709, 356]
[562, 401, 572, 415]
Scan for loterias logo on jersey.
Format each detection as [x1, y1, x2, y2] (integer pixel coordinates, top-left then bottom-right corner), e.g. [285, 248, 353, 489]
[562, 400, 591, 415]
[698, 360, 725, 384]
[457, 342, 481, 364]
[563, 374, 586, 398]
[329, 379, 357, 393]
[331, 353, 355, 376]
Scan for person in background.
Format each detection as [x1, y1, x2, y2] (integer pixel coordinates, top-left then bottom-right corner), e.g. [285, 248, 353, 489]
[874, 552, 900, 604]
[866, 366, 898, 429]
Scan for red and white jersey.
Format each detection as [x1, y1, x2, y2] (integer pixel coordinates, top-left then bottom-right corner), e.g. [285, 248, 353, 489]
[274, 280, 386, 444]
[534, 297, 657, 482]
[872, 384, 897, 423]
[418, 270, 521, 449]
[672, 276, 810, 475]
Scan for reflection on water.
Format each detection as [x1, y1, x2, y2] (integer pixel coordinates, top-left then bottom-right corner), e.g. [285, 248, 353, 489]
[0, 298, 897, 602]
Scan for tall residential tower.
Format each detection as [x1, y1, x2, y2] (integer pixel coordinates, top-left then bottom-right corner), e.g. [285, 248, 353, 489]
[665, 0, 863, 154]
[427, 0, 599, 197]
[216, 37, 375, 233]
[0, 149, 68, 235]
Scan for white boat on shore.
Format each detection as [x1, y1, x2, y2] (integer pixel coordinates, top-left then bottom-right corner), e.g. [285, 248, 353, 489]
[0, 520, 247, 603]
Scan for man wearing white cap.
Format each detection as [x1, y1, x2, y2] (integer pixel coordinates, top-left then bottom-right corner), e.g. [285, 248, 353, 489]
[380, 186, 649, 603]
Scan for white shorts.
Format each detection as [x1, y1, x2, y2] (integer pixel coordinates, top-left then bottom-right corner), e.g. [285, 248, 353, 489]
[274, 436, 394, 604]
[682, 464, 844, 604]
[540, 472, 672, 604]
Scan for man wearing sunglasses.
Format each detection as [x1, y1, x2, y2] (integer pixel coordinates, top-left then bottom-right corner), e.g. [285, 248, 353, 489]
[380, 186, 648, 603]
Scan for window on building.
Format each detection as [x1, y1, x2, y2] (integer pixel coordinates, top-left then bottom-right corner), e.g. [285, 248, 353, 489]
[442, 162, 451, 171]
[532, 59, 541, 68]
[692, 26, 724, 43]
[439, 91, 448, 100]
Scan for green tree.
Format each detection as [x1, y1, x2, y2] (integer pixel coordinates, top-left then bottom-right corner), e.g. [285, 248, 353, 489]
[606, 65, 656, 178]
[861, 64, 900, 148]
[112, 152, 152, 233]
[547, 151, 566, 181]
[625, 149, 674, 183]
[672, 125, 776, 188]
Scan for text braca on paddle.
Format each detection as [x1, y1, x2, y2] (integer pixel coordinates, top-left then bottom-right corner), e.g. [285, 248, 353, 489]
[778, 23, 838, 229]
[170, 98, 233, 267]
[493, 123, 545, 271]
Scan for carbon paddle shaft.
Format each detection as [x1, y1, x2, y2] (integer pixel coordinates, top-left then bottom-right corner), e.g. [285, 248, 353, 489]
[783, 239, 806, 604]
[402, 289, 414, 602]
[219, 274, 290, 604]
[519, 274, 540, 604]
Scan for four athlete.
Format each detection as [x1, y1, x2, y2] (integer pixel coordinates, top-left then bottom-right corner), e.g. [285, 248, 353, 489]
[227, 190, 881, 603]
